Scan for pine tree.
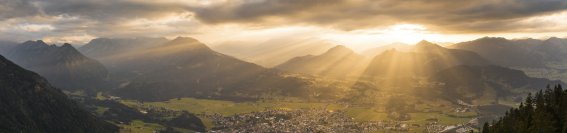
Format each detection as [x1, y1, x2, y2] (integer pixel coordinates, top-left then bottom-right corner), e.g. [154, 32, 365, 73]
[482, 122, 490, 133]
[485, 84, 564, 133]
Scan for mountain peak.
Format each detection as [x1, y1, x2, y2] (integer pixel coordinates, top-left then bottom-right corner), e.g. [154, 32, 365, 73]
[21, 40, 49, 47]
[415, 40, 443, 49]
[545, 37, 563, 43]
[474, 37, 510, 44]
[417, 40, 434, 45]
[326, 45, 353, 53]
[170, 37, 200, 44]
[60, 43, 81, 53]
[62, 43, 73, 48]
[164, 37, 210, 50]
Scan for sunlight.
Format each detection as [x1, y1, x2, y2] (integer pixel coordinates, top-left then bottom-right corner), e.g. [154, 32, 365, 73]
[385, 24, 429, 44]
[321, 24, 440, 50]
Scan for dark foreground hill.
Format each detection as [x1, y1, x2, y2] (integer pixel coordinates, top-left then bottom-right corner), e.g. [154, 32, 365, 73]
[2, 40, 108, 91]
[0, 55, 118, 133]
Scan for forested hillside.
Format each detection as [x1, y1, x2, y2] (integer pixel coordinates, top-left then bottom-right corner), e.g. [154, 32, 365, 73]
[483, 84, 567, 133]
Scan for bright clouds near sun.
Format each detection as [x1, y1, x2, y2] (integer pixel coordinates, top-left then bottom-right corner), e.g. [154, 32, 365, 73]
[17, 24, 54, 32]
[1, 0, 567, 46]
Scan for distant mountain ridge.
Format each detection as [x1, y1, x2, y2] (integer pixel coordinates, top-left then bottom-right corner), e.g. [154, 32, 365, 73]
[211, 38, 335, 67]
[450, 37, 567, 68]
[362, 41, 492, 79]
[2, 40, 108, 91]
[79, 37, 168, 59]
[276, 45, 368, 78]
[450, 37, 546, 67]
[0, 40, 17, 54]
[430, 65, 563, 103]
[99, 37, 326, 101]
[0, 55, 118, 133]
[362, 42, 412, 57]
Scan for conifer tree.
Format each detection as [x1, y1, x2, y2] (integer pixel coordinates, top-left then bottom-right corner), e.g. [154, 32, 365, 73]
[485, 84, 565, 133]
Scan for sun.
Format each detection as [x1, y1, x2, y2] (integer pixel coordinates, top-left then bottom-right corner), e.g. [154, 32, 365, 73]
[385, 24, 429, 44]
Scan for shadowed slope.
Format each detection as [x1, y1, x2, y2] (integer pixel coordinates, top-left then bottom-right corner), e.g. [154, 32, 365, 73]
[110, 37, 315, 101]
[3, 40, 108, 91]
[276, 45, 368, 79]
[0, 55, 118, 133]
[78, 37, 168, 59]
[362, 42, 412, 57]
[450, 37, 546, 67]
[212, 38, 335, 67]
[430, 65, 563, 103]
[362, 41, 491, 79]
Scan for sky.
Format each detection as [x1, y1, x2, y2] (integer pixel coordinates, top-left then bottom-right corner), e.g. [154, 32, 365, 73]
[2, 0, 567, 50]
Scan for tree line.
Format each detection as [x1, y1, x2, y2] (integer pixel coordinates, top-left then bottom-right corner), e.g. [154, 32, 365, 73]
[483, 84, 566, 133]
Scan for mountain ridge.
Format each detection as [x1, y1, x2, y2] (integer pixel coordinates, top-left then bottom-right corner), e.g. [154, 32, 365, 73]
[0, 55, 118, 133]
[3, 40, 109, 91]
[276, 45, 368, 79]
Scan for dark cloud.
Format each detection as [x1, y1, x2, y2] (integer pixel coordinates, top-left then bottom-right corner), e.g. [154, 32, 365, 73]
[0, 0, 200, 42]
[1, 0, 567, 43]
[0, 0, 41, 20]
[37, 0, 190, 21]
[192, 0, 567, 33]
[193, 0, 345, 23]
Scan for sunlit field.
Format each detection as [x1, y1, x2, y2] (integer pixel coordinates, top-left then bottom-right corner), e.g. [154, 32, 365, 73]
[114, 96, 476, 132]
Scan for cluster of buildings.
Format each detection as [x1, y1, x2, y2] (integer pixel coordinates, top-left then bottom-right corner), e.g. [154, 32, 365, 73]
[207, 109, 417, 132]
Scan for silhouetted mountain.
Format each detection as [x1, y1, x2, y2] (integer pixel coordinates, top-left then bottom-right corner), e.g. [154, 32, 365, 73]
[212, 38, 335, 67]
[276, 45, 367, 78]
[413, 40, 445, 51]
[0, 40, 17, 54]
[362, 41, 491, 79]
[2, 40, 108, 91]
[0, 55, 118, 133]
[109, 37, 318, 101]
[533, 37, 567, 62]
[79, 37, 168, 59]
[362, 42, 412, 57]
[450, 37, 546, 67]
[430, 65, 563, 102]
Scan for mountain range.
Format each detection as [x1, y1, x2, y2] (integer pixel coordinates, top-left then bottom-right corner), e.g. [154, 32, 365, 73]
[429, 65, 563, 103]
[271, 40, 563, 103]
[80, 37, 336, 101]
[211, 38, 335, 67]
[276, 45, 368, 79]
[362, 40, 492, 79]
[450, 37, 567, 68]
[1, 36, 566, 132]
[361, 42, 413, 57]
[78, 37, 168, 60]
[0, 40, 108, 91]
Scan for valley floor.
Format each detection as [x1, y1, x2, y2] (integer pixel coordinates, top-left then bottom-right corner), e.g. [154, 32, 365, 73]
[112, 97, 482, 133]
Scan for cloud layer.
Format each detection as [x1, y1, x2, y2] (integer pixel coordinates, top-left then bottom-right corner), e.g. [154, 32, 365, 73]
[1, 0, 567, 43]
[192, 0, 567, 33]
